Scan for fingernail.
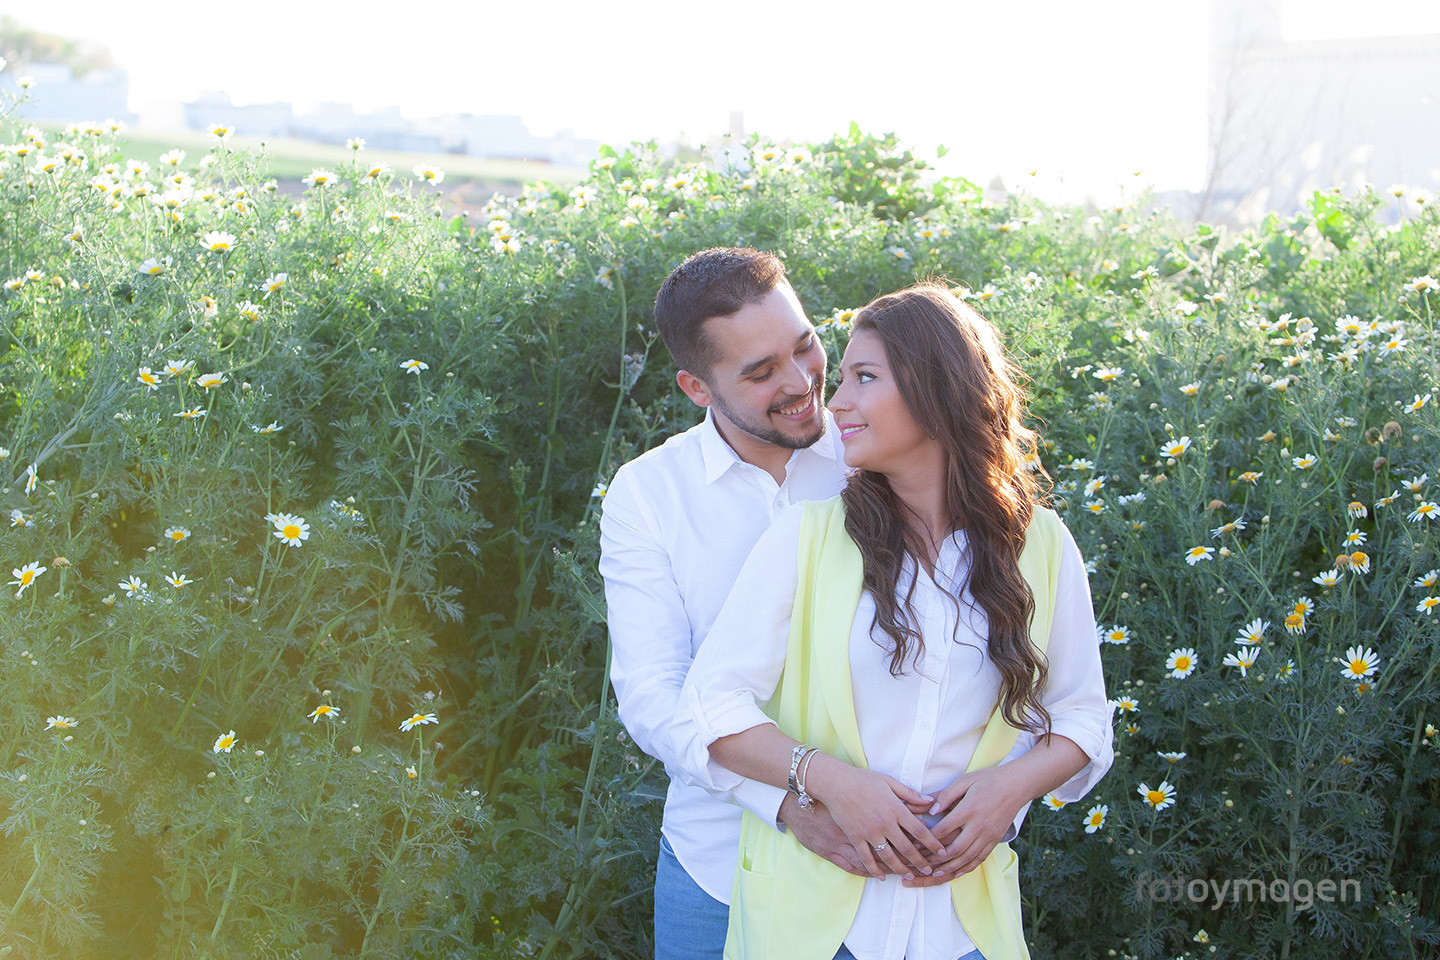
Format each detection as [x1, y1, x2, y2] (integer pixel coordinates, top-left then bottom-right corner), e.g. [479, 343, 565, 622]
[904, 873, 914, 882]
[920, 794, 934, 802]
[928, 802, 940, 815]
[921, 866, 932, 876]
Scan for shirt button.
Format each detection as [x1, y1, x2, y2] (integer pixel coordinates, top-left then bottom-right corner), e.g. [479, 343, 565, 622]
[774, 499, 784, 509]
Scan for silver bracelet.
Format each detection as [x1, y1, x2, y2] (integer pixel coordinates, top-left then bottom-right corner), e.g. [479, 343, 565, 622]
[794, 747, 821, 810]
[788, 743, 814, 800]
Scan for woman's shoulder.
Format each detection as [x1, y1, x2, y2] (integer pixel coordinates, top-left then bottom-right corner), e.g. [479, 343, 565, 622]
[1024, 501, 1076, 555]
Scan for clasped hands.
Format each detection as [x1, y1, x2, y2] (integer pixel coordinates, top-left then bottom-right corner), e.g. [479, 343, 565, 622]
[782, 761, 1026, 887]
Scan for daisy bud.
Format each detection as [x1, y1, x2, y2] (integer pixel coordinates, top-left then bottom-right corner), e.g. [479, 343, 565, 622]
[1374, 457, 1388, 472]
[1206, 499, 1226, 512]
[1382, 421, 1402, 440]
[351, 745, 362, 754]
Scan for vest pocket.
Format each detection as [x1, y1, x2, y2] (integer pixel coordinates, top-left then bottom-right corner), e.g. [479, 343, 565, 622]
[727, 859, 777, 959]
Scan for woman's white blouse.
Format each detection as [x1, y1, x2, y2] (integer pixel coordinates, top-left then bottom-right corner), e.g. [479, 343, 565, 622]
[671, 504, 1114, 960]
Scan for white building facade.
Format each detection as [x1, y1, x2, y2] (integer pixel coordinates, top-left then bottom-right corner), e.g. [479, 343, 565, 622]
[1204, 0, 1440, 223]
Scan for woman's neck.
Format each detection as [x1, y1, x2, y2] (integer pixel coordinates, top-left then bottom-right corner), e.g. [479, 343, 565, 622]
[882, 447, 955, 565]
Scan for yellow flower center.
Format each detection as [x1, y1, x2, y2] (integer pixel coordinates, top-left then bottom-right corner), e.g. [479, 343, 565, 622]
[218, 736, 233, 748]
[1174, 656, 1191, 670]
[283, 524, 301, 540]
[1349, 661, 1366, 675]
[1286, 614, 1304, 628]
[20, 571, 34, 585]
[1147, 790, 1165, 804]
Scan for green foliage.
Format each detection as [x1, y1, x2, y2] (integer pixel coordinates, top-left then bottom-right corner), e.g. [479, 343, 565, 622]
[0, 84, 1436, 960]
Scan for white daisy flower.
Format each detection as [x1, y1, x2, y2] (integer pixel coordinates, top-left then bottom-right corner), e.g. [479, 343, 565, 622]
[9, 561, 47, 597]
[1165, 647, 1197, 679]
[1340, 645, 1379, 681]
[270, 513, 310, 547]
[399, 712, 438, 732]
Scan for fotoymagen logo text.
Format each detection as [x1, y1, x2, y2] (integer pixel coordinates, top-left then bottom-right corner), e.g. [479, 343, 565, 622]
[1136, 871, 1361, 912]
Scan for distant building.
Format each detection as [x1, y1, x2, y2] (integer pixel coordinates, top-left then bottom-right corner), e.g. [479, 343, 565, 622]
[292, 101, 443, 153]
[1203, 0, 1440, 223]
[1, 62, 597, 170]
[0, 62, 133, 125]
[183, 92, 293, 138]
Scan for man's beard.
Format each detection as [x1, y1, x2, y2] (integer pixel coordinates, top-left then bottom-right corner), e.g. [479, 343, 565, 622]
[711, 384, 826, 451]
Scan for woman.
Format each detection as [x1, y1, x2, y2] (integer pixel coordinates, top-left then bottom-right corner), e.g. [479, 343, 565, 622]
[671, 283, 1114, 960]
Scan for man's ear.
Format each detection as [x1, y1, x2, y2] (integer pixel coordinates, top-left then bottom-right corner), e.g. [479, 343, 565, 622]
[675, 369, 713, 408]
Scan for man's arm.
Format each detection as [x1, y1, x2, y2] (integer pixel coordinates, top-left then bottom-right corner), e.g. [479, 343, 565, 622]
[597, 472, 788, 827]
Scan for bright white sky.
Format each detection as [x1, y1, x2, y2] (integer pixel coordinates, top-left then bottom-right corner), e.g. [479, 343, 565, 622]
[5, 0, 1439, 201]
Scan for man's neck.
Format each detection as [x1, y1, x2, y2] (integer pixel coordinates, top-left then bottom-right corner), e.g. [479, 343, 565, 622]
[711, 413, 793, 486]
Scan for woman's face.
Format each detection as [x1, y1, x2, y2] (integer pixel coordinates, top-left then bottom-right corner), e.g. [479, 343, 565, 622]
[826, 327, 935, 473]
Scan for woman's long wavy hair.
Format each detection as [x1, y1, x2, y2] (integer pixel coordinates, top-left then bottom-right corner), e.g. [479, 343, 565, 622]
[840, 282, 1054, 736]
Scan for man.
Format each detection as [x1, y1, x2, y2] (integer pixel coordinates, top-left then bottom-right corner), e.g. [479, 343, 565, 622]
[598, 248, 1054, 958]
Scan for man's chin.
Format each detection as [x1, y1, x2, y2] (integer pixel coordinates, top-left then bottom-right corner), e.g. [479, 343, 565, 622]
[767, 411, 825, 448]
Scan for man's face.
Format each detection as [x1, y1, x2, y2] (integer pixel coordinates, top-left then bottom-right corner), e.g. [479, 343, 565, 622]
[695, 284, 827, 450]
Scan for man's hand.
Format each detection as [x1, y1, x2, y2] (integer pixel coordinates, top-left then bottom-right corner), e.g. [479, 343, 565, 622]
[777, 793, 870, 878]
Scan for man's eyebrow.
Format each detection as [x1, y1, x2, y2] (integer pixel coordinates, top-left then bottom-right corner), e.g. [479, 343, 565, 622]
[736, 331, 815, 378]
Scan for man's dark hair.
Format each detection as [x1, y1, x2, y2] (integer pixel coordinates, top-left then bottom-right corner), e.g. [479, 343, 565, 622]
[653, 247, 788, 377]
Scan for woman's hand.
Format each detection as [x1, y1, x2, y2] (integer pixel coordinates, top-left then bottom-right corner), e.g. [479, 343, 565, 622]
[805, 754, 947, 880]
[916, 766, 1028, 880]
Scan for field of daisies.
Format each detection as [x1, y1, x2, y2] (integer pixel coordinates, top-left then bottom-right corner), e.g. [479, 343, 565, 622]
[0, 76, 1436, 960]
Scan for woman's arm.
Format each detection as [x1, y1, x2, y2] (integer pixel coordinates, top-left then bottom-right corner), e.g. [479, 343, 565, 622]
[709, 724, 947, 880]
[915, 520, 1115, 880]
[673, 505, 930, 879]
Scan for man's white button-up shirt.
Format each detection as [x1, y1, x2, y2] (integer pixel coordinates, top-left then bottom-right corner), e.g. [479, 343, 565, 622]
[599, 407, 851, 902]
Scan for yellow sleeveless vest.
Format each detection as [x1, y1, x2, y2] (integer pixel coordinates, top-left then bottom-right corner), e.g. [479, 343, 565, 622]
[723, 495, 1064, 960]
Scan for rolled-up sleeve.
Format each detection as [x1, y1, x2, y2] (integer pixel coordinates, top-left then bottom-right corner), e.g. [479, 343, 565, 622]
[1031, 521, 1115, 804]
[600, 468, 787, 825]
[671, 505, 806, 794]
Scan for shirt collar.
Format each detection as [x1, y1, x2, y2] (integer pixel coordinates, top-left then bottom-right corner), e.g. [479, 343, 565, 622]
[699, 407, 840, 486]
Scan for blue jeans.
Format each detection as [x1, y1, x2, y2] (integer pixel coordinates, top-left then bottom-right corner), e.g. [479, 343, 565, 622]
[654, 835, 985, 960]
[833, 949, 984, 960]
[654, 834, 728, 960]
